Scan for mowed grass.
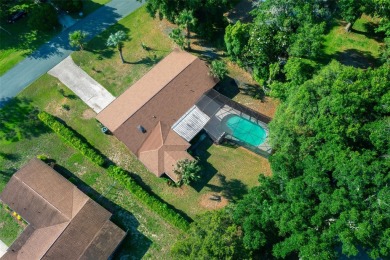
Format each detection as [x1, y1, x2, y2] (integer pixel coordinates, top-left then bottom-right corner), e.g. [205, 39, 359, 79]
[0, 205, 23, 246]
[72, 5, 174, 96]
[0, 75, 181, 258]
[322, 15, 383, 67]
[0, 71, 268, 256]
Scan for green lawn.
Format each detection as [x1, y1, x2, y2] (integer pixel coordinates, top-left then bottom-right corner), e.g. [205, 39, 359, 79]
[72, 5, 173, 96]
[0, 204, 24, 246]
[0, 0, 110, 76]
[322, 15, 383, 67]
[0, 21, 58, 76]
[0, 5, 269, 256]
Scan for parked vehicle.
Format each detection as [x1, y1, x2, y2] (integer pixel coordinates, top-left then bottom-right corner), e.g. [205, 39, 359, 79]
[7, 10, 27, 23]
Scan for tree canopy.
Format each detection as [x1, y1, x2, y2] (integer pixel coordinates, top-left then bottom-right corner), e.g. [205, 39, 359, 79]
[233, 62, 390, 259]
[171, 209, 250, 259]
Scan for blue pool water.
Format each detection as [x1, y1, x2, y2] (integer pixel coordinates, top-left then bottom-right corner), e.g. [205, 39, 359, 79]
[222, 115, 267, 146]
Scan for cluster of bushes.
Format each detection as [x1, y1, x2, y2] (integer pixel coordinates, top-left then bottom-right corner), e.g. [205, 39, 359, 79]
[107, 165, 189, 231]
[38, 111, 189, 231]
[38, 111, 105, 166]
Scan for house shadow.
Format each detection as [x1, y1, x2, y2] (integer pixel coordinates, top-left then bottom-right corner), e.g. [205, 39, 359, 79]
[53, 163, 152, 260]
[190, 137, 218, 192]
[216, 76, 265, 101]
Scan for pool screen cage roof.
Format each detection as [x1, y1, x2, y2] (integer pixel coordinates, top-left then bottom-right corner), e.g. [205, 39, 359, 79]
[193, 89, 273, 157]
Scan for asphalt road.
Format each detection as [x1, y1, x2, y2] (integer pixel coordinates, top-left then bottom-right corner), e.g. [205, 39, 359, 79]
[0, 0, 143, 104]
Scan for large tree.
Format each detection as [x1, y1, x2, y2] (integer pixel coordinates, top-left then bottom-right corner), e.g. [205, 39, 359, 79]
[142, 0, 232, 39]
[175, 9, 196, 49]
[171, 209, 250, 259]
[234, 62, 390, 259]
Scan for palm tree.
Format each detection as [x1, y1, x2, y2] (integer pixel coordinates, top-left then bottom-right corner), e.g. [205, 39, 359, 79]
[175, 10, 196, 49]
[106, 30, 127, 63]
[174, 159, 201, 186]
[69, 30, 88, 50]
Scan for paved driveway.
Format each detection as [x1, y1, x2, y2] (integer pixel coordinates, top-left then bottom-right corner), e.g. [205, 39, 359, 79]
[0, 240, 8, 257]
[48, 56, 115, 113]
[0, 0, 143, 104]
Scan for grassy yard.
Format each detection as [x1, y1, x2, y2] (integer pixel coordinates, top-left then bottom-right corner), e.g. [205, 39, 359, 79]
[0, 75, 181, 258]
[0, 204, 24, 246]
[0, 0, 109, 76]
[0, 70, 269, 256]
[72, 5, 174, 96]
[322, 15, 383, 68]
[0, 4, 272, 257]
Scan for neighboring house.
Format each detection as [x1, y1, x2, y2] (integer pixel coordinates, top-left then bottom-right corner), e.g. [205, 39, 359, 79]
[97, 50, 271, 182]
[0, 158, 125, 260]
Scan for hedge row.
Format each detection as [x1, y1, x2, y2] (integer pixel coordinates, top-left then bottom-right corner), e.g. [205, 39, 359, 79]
[38, 111, 189, 231]
[38, 111, 105, 166]
[107, 165, 189, 231]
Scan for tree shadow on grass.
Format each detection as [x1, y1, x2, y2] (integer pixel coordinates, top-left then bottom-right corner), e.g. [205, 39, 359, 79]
[335, 48, 378, 68]
[0, 168, 17, 184]
[216, 174, 248, 203]
[351, 22, 384, 43]
[0, 97, 49, 143]
[0, 152, 20, 162]
[53, 163, 152, 259]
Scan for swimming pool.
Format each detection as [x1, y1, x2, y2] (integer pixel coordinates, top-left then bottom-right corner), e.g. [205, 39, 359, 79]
[221, 114, 267, 146]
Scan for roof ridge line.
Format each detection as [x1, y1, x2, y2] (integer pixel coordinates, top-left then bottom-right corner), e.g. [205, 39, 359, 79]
[129, 55, 198, 129]
[14, 174, 71, 222]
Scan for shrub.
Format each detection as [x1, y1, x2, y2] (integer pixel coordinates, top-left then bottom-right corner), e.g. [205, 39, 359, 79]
[209, 60, 228, 80]
[38, 111, 105, 166]
[107, 165, 189, 231]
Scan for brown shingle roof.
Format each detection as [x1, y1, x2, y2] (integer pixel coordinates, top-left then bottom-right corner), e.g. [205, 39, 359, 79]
[0, 159, 125, 260]
[97, 50, 217, 156]
[138, 121, 193, 181]
[96, 50, 217, 181]
[96, 50, 198, 131]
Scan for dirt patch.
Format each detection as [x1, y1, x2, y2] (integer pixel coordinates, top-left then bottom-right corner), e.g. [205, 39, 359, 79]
[199, 192, 229, 210]
[82, 108, 96, 119]
[45, 99, 69, 118]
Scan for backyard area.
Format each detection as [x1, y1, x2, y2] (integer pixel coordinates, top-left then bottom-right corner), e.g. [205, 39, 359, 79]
[0, 6, 272, 258]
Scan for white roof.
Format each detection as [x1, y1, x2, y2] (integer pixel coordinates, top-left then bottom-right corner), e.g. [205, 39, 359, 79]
[172, 105, 210, 141]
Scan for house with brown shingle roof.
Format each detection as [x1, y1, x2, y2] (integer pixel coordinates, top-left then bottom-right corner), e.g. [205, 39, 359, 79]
[96, 50, 218, 182]
[0, 158, 125, 260]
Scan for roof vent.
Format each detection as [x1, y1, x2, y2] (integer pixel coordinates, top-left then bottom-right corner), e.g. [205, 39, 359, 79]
[137, 125, 146, 133]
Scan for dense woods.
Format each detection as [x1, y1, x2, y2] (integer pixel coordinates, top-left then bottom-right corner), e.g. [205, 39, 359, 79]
[168, 0, 390, 258]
